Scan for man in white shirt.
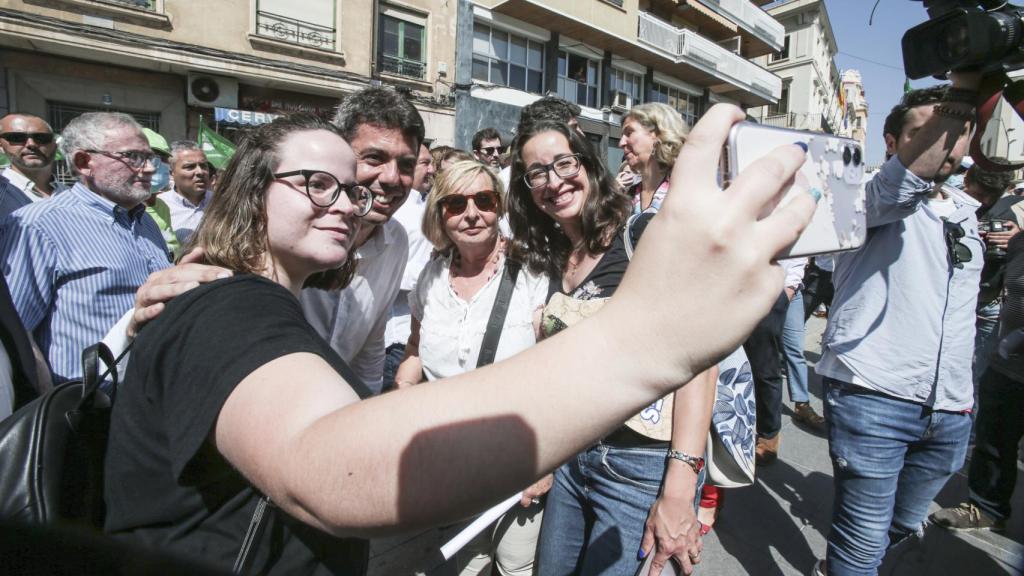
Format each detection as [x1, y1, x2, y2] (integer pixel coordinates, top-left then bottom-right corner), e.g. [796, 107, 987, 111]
[301, 88, 423, 394]
[0, 114, 65, 218]
[382, 142, 436, 390]
[161, 141, 212, 246]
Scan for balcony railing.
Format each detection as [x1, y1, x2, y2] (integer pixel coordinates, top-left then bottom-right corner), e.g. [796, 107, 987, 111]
[108, 0, 155, 9]
[379, 55, 426, 80]
[760, 112, 835, 134]
[694, 0, 784, 51]
[638, 12, 781, 100]
[256, 10, 336, 50]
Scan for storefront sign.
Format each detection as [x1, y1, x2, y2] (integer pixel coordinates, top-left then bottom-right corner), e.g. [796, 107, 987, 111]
[214, 107, 282, 126]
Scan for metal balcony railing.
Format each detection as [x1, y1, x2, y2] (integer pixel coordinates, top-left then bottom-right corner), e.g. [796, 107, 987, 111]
[694, 0, 784, 51]
[638, 12, 781, 100]
[256, 10, 336, 50]
[108, 0, 155, 9]
[378, 55, 426, 80]
[760, 112, 836, 134]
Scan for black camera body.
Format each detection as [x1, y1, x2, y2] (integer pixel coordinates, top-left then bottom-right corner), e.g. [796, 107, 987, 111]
[903, 1, 1024, 79]
[979, 218, 1009, 258]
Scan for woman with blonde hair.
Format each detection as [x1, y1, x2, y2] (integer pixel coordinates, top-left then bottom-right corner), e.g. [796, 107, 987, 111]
[619, 102, 689, 214]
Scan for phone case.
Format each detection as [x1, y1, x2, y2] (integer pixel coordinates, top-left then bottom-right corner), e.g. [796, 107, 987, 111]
[724, 122, 867, 258]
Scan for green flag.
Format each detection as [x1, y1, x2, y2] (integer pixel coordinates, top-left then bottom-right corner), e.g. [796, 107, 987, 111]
[904, 77, 912, 94]
[198, 119, 235, 170]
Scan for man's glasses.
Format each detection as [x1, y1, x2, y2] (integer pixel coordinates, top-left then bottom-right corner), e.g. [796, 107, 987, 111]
[438, 191, 499, 217]
[274, 169, 373, 217]
[943, 218, 973, 269]
[86, 149, 159, 171]
[476, 146, 505, 156]
[523, 154, 582, 189]
[1, 132, 55, 145]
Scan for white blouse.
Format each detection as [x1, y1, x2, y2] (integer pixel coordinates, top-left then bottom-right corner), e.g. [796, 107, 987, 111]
[409, 253, 549, 381]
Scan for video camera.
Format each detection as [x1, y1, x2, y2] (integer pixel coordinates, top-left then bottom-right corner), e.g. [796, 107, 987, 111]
[903, 1, 1024, 172]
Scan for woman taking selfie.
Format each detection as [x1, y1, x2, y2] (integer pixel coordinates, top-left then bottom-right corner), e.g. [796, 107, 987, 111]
[395, 159, 550, 576]
[104, 106, 816, 575]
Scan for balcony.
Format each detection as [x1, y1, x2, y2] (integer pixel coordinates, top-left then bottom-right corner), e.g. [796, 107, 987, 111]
[760, 112, 835, 134]
[108, 0, 154, 8]
[379, 55, 427, 81]
[691, 0, 784, 53]
[638, 12, 781, 103]
[255, 10, 336, 51]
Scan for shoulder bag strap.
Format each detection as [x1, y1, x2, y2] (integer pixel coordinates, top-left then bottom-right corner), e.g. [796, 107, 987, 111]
[621, 213, 642, 260]
[475, 261, 521, 368]
[234, 496, 273, 574]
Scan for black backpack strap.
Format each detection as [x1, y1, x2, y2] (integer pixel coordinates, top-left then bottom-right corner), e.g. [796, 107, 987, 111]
[476, 261, 521, 368]
[234, 496, 273, 574]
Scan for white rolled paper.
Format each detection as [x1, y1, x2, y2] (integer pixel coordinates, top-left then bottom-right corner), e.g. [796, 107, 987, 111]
[439, 492, 523, 561]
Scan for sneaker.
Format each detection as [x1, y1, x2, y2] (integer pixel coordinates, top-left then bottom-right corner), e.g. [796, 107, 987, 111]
[930, 502, 1006, 532]
[793, 402, 826, 432]
[755, 435, 780, 466]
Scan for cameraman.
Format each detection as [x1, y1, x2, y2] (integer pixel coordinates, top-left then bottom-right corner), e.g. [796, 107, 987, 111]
[814, 76, 984, 575]
[964, 165, 1020, 384]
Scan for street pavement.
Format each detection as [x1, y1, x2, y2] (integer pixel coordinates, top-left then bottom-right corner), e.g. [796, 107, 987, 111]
[368, 316, 1024, 576]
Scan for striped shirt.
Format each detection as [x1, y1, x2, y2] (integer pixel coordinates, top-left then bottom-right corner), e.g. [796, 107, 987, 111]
[0, 183, 170, 382]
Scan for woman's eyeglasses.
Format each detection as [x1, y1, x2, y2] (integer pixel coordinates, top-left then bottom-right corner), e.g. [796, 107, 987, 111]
[523, 154, 582, 189]
[274, 169, 373, 217]
[1, 132, 55, 145]
[439, 191, 499, 216]
[943, 218, 973, 269]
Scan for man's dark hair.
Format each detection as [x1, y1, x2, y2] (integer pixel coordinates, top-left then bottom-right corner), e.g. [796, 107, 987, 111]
[472, 127, 502, 151]
[966, 165, 1014, 197]
[333, 87, 425, 149]
[882, 85, 949, 141]
[518, 97, 581, 133]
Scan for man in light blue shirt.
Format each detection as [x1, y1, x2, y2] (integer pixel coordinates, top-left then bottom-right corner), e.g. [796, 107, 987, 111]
[0, 112, 169, 383]
[814, 78, 983, 575]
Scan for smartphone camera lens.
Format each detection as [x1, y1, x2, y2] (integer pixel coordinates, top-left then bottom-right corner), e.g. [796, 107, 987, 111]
[842, 146, 852, 165]
[852, 147, 862, 166]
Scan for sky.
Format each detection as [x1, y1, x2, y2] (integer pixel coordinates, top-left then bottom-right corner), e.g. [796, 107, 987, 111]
[825, 0, 941, 165]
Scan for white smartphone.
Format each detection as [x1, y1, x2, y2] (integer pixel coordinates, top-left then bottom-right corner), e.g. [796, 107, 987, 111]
[722, 122, 867, 258]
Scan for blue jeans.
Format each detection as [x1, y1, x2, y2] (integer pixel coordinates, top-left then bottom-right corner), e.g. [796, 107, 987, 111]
[782, 292, 810, 403]
[823, 377, 971, 576]
[536, 443, 703, 576]
[973, 300, 1000, 388]
[381, 343, 406, 393]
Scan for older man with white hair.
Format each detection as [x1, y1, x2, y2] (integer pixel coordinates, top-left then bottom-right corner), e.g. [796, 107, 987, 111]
[0, 112, 169, 382]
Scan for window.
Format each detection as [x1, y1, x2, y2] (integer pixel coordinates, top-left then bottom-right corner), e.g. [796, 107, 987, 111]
[611, 69, 643, 107]
[379, 10, 426, 80]
[650, 83, 701, 128]
[769, 35, 790, 62]
[256, 0, 336, 50]
[768, 83, 790, 117]
[557, 51, 600, 108]
[472, 23, 545, 94]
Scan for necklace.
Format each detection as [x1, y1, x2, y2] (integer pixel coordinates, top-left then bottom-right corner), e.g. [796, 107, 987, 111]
[566, 245, 587, 277]
[450, 240, 505, 299]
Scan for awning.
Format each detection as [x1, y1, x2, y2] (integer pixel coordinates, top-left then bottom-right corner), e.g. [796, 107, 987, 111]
[214, 107, 282, 126]
[685, 0, 737, 33]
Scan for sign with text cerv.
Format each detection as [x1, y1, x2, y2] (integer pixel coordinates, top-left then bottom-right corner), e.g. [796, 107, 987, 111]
[213, 107, 282, 126]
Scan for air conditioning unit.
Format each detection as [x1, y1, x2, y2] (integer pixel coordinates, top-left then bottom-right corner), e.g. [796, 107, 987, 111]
[187, 73, 239, 109]
[610, 91, 632, 112]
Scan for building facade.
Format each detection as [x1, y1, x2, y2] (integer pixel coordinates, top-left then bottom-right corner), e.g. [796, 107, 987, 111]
[747, 0, 843, 136]
[0, 0, 459, 160]
[452, 0, 785, 167]
[841, 68, 867, 151]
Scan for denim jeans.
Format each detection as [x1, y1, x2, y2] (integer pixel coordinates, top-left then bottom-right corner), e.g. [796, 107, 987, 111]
[782, 292, 810, 404]
[968, 367, 1024, 522]
[973, 300, 1001, 388]
[381, 343, 406, 393]
[823, 377, 971, 576]
[535, 443, 704, 576]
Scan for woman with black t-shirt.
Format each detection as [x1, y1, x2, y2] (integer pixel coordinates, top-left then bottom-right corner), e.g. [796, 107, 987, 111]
[104, 107, 817, 575]
[506, 120, 715, 576]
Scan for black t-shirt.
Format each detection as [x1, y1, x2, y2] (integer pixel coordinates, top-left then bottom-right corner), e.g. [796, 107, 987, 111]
[104, 275, 372, 575]
[555, 214, 652, 300]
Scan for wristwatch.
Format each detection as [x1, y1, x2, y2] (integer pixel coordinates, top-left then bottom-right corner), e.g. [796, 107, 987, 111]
[666, 450, 705, 475]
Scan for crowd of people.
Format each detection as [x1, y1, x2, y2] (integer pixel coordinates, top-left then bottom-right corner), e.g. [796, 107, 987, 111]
[0, 67, 1017, 576]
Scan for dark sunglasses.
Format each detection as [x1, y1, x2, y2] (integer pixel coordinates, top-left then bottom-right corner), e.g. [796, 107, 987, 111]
[476, 146, 505, 156]
[943, 218, 973, 269]
[1, 132, 55, 145]
[439, 191, 499, 216]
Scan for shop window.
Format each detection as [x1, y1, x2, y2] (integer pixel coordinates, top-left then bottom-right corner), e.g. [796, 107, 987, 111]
[379, 8, 426, 80]
[472, 23, 545, 94]
[255, 0, 336, 51]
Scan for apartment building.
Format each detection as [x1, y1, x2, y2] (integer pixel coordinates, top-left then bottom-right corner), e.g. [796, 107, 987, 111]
[841, 69, 867, 150]
[452, 0, 784, 166]
[748, 0, 843, 136]
[0, 0, 458, 148]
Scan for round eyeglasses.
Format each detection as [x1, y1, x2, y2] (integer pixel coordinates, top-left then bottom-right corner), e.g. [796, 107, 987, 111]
[274, 169, 373, 217]
[523, 154, 583, 189]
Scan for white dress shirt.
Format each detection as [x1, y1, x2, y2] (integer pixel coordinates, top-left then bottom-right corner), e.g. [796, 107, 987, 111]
[301, 219, 409, 395]
[2, 166, 66, 201]
[385, 190, 433, 347]
[160, 188, 212, 246]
